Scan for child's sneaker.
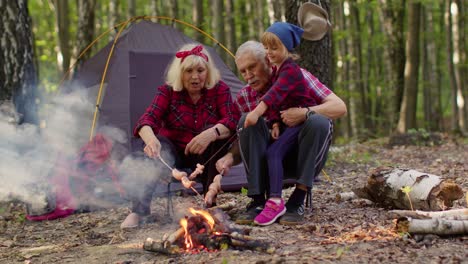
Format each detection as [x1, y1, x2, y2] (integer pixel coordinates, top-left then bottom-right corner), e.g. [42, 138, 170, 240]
[254, 198, 286, 226]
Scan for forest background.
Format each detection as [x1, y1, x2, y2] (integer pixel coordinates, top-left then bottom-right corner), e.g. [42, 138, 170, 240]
[1, 0, 467, 142]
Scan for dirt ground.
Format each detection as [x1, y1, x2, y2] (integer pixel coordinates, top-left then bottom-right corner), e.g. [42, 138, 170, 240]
[1, 135, 467, 264]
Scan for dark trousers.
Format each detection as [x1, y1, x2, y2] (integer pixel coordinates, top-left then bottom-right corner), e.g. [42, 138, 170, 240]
[131, 135, 229, 215]
[238, 113, 333, 201]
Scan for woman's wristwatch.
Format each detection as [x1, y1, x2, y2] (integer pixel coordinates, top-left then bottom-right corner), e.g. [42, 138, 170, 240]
[305, 108, 316, 119]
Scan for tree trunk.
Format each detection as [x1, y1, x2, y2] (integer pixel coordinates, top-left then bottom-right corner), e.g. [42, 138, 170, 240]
[246, 0, 255, 39]
[445, 0, 461, 133]
[108, 0, 119, 40]
[53, 0, 70, 76]
[353, 167, 464, 211]
[451, 0, 466, 134]
[422, 5, 442, 132]
[255, 0, 265, 34]
[267, 0, 282, 24]
[0, 0, 38, 124]
[334, 0, 352, 138]
[127, 0, 136, 19]
[397, 1, 421, 134]
[378, 0, 406, 127]
[211, 0, 226, 60]
[75, 0, 97, 71]
[192, 0, 204, 42]
[225, 0, 237, 71]
[285, 0, 332, 88]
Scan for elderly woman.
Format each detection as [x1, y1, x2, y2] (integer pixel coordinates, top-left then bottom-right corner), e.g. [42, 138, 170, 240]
[121, 44, 240, 229]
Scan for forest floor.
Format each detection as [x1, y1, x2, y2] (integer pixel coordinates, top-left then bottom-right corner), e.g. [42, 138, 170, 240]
[1, 135, 467, 264]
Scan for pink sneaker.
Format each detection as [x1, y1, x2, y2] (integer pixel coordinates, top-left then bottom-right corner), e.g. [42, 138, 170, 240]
[254, 199, 286, 226]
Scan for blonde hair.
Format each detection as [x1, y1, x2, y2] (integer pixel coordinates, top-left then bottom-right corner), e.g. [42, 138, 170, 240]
[261, 32, 300, 61]
[166, 43, 221, 91]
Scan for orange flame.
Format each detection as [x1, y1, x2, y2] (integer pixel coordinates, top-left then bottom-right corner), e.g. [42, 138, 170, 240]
[179, 218, 193, 249]
[189, 208, 215, 230]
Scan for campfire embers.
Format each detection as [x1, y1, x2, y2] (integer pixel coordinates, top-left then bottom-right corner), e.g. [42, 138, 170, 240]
[143, 204, 275, 254]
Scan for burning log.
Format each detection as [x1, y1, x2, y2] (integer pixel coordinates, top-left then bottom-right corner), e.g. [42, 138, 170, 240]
[143, 207, 272, 254]
[353, 167, 464, 210]
[396, 217, 468, 235]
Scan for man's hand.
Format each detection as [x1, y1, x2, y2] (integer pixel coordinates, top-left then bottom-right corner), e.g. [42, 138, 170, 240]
[280, 107, 307, 127]
[216, 152, 234, 175]
[144, 139, 161, 158]
[271, 124, 280, 139]
[185, 129, 214, 155]
[244, 111, 260, 128]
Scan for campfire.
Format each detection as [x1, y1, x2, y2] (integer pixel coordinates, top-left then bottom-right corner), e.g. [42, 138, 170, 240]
[143, 203, 274, 254]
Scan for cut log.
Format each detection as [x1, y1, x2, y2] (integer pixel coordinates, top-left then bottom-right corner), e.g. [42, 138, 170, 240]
[143, 238, 179, 255]
[389, 208, 468, 220]
[353, 166, 464, 210]
[396, 217, 468, 235]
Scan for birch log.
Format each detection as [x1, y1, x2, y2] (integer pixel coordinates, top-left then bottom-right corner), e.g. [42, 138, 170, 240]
[353, 167, 463, 210]
[389, 208, 468, 220]
[396, 217, 468, 235]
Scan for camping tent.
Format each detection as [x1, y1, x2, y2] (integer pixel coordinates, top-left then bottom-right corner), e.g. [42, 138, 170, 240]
[72, 20, 247, 192]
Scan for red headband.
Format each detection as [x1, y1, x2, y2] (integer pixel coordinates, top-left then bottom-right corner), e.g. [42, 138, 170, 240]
[175, 45, 209, 62]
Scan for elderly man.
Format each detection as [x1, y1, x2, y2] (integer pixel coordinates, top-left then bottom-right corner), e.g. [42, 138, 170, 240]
[216, 40, 346, 225]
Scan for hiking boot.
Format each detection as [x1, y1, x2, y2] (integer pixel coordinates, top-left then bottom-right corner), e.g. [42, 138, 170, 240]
[279, 203, 305, 226]
[254, 198, 286, 226]
[235, 201, 264, 225]
[120, 213, 140, 229]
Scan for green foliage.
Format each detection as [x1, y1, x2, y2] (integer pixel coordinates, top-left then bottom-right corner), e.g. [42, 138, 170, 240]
[401, 186, 414, 211]
[240, 187, 248, 196]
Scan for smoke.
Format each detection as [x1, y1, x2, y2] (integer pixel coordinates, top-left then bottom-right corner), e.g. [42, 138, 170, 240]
[0, 87, 173, 214]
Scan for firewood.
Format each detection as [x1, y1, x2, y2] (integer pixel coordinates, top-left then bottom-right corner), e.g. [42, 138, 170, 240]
[143, 238, 179, 255]
[389, 208, 468, 220]
[210, 201, 236, 211]
[396, 217, 468, 235]
[230, 238, 275, 253]
[163, 227, 185, 245]
[336, 192, 358, 202]
[353, 166, 464, 210]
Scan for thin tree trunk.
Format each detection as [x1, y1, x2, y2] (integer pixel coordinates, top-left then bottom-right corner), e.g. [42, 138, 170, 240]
[75, 0, 97, 71]
[246, 0, 255, 39]
[150, 0, 158, 21]
[334, 0, 351, 138]
[127, 0, 136, 19]
[267, 0, 282, 24]
[445, 0, 461, 132]
[53, 0, 70, 76]
[211, 0, 226, 60]
[422, 5, 442, 131]
[0, 0, 38, 124]
[192, 0, 204, 42]
[255, 0, 265, 34]
[108, 0, 119, 40]
[378, 0, 406, 127]
[225, 0, 237, 71]
[451, 0, 466, 133]
[397, 1, 421, 133]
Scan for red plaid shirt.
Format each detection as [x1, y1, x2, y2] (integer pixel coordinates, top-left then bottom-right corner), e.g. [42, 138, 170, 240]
[134, 81, 240, 150]
[236, 60, 331, 124]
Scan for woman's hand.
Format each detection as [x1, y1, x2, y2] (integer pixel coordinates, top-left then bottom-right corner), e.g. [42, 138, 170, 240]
[216, 152, 234, 175]
[244, 111, 260, 128]
[280, 107, 307, 127]
[271, 124, 280, 139]
[185, 129, 214, 155]
[144, 139, 161, 158]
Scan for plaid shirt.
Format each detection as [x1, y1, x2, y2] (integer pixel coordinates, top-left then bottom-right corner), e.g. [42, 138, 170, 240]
[236, 60, 331, 124]
[134, 81, 240, 150]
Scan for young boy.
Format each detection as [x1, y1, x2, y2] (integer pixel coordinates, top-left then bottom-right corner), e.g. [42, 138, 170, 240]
[244, 22, 321, 226]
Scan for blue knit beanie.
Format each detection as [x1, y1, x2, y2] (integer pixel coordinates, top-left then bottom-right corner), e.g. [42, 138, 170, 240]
[266, 22, 304, 51]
